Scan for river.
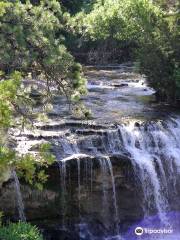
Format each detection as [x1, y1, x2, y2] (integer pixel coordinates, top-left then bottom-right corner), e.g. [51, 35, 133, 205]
[0, 63, 179, 240]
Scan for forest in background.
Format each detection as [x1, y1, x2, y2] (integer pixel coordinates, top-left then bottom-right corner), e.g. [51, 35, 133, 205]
[0, 0, 179, 238]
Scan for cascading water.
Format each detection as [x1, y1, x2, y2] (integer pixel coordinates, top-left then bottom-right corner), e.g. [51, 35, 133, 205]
[77, 158, 81, 211]
[4, 64, 180, 240]
[118, 117, 180, 225]
[12, 170, 26, 222]
[53, 116, 180, 238]
[99, 158, 108, 212]
[103, 156, 120, 237]
[54, 134, 121, 237]
[98, 156, 120, 237]
[58, 160, 67, 228]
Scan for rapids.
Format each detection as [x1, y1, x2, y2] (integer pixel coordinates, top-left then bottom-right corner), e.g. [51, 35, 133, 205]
[1, 63, 180, 240]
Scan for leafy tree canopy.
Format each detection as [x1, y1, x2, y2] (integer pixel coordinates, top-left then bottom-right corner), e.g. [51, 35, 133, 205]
[0, 0, 86, 186]
[0, 0, 86, 98]
[73, 0, 163, 41]
[72, 0, 179, 102]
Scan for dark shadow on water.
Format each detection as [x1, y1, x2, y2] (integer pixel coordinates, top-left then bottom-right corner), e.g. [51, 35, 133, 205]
[123, 211, 180, 240]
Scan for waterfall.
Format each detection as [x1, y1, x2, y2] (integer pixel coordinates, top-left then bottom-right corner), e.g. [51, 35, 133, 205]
[9, 64, 180, 239]
[56, 135, 121, 236]
[77, 158, 81, 211]
[106, 130, 121, 153]
[60, 138, 74, 155]
[105, 156, 118, 222]
[90, 159, 93, 192]
[12, 170, 26, 222]
[119, 123, 168, 223]
[58, 160, 67, 228]
[118, 118, 180, 224]
[99, 158, 108, 211]
[53, 116, 180, 237]
[104, 156, 120, 236]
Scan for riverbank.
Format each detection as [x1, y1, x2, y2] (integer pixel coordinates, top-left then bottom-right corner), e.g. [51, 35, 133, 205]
[0, 64, 179, 240]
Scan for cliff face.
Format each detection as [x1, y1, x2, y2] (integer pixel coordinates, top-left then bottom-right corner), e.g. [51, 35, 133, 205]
[1, 64, 180, 239]
[0, 154, 144, 236]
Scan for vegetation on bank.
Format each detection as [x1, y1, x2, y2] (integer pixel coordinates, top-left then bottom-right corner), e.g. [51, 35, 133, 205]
[0, 0, 179, 201]
[0, 0, 87, 187]
[71, 0, 179, 103]
[0, 222, 43, 240]
[0, 0, 179, 237]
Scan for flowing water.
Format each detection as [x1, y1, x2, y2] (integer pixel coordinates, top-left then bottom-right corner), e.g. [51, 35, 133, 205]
[12, 170, 26, 222]
[7, 63, 180, 239]
[53, 117, 180, 239]
[119, 122, 169, 224]
[104, 156, 119, 235]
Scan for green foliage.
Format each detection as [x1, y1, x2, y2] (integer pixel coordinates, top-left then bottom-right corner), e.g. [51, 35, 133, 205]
[20, 143, 56, 190]
[137, 5, 180, 102]
[0, 71, 55, 188]
[0, 72, 21, 128]
[0, 0, 88, 187]
[72, 103, 92, 119]
[74, 0, 163, 42]
[0, 147, 16, 171]
[0, 143, 55, 190]
[69, 0, 165, 64]
[0, 0, 178, 193]
[0, 222, 43, 240]
[74, 0, 179, 102]
[0, 0, 85, 99]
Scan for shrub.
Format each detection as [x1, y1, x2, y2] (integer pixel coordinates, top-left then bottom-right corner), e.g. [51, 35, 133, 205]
[0, 222, 43, 240]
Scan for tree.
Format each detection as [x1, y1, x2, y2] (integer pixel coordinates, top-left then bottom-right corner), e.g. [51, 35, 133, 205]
[137, 2, 180, 102]
[0, 0, 86, 99]
[0, 0, 86, 186]
[74, 0, 179, 102]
